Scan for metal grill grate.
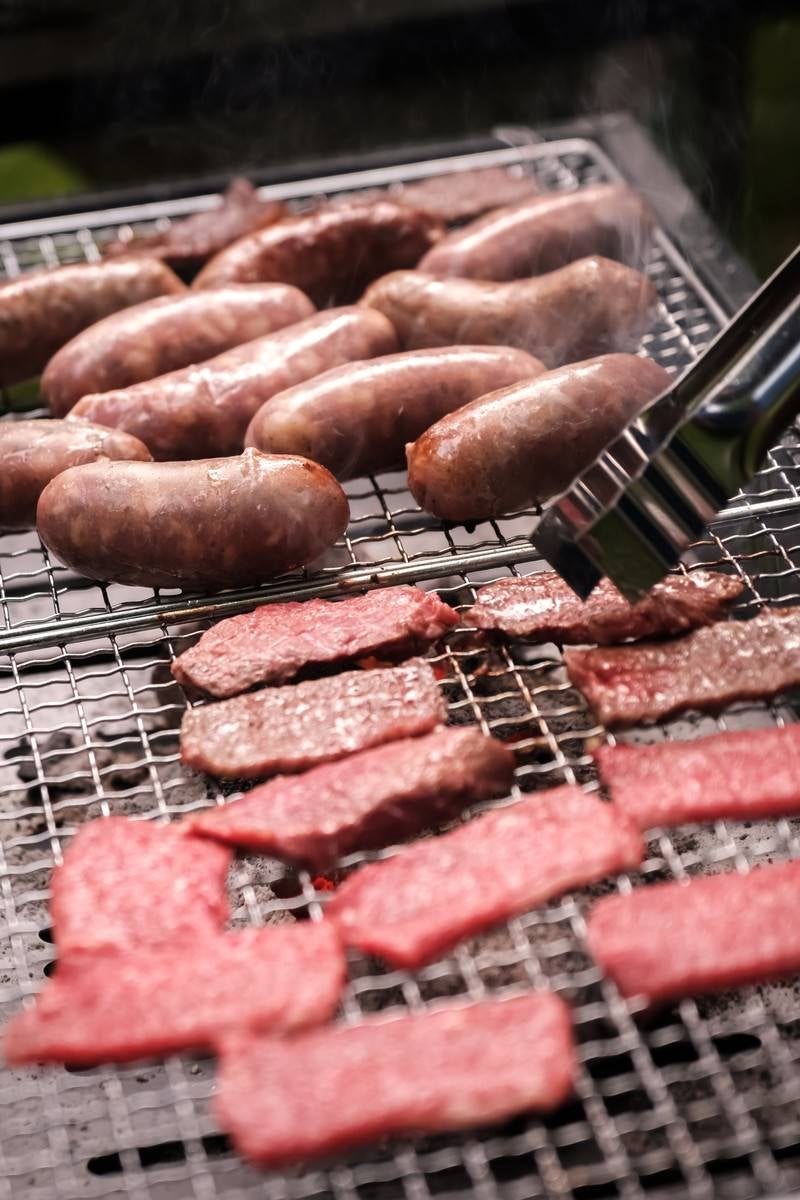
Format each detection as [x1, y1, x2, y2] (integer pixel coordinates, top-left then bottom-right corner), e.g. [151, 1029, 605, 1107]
[3, 133, 787, 655]
[2, 513, 800, 1200]
[2, 132, 800, 1200]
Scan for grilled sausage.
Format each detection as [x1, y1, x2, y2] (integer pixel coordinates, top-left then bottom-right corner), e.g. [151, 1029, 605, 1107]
[418, 183, 654, 281]
[36, 448, 349, 590]
[193, 200, 444, 304]
[0, 419, 151, 531]
[42, 284, 316, 416]
[0, 258, 184, 388]
[245, 346, 544, 480]
[406, 354, 671, 523]
[70, 307, 397, 460]
[361, 257, 658, 367]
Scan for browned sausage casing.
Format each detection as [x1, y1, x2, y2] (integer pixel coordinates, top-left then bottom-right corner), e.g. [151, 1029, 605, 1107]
[245, 345, 544, 480]
[0, 419, 151, 531]
[42, 284, 316, 416]
[361, 257, 657, 367]
[36, 448, 349, 590]
[406, 354, 671, 523]
[193, 200, 444, 303]
[0, 258, 184, 388]
[417, 183, 654, 280]
[70, 307, 397, 460]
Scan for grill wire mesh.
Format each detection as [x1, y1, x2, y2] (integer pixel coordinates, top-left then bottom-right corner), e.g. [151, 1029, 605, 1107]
[2, 135, 800, 1200]
[0, 132, 757, 651]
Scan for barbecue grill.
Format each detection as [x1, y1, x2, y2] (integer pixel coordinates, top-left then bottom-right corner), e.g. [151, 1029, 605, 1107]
[2, 126, 800, 1200]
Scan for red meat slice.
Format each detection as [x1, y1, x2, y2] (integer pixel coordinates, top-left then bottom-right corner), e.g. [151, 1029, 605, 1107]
[180, 658, 447, 780]
[468, 570, 742, 644]
[326, 787, 643, 967]
[171, 585, 459, 698]
[595, 724, 800, 829]
[104, 178, 286, 267]
[565, 609, 800, 727]
[215, 992, 574, 1167]
[392, 167, 540, 223]
[4, 923, 343, 1066]
[587, 861, 800, 1006]
[51, 816, 231, 957]
[187, 726, 515, 870]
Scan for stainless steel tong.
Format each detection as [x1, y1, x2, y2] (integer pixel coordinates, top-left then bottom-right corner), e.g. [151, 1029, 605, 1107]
[535, 244, 800, 602]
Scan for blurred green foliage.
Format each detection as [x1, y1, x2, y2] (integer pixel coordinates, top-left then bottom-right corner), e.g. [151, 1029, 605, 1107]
[0, 380, 42, 416]
[746, 16, 800, 274]
[0, 144, 88, 205]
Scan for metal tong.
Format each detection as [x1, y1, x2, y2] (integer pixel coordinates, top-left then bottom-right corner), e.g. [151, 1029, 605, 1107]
[535, 243, 800, 602]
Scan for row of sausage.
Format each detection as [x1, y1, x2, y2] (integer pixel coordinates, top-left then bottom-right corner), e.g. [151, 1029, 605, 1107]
[2, 180, 654, 393]
[0, 178, 669, 590]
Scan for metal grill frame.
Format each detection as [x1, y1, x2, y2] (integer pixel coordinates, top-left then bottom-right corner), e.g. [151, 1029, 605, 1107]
[2, 130, 800, 1200]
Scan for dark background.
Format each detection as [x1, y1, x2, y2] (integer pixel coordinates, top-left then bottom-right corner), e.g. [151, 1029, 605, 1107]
[0, 0, 797, 279]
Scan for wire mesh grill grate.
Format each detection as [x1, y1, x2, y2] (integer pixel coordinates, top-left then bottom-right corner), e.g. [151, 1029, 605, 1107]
[3, 506, 800, 1200]
[2, 134, 800, 1200]
[4, 133, 791, 652]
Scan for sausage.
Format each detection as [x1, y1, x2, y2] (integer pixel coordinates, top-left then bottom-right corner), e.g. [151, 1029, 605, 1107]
[42, 284, 316, 416]
[361, 257, 658, 367]
[0, 419, 151, 531]
[417, 183, 654, 281]
[406, 354, 672, 523]
[193, 200, 444, 304]
[70, 307, 397, 460]
[0, 258, 184, 388]
[36, 448, 349, 590]
[103, 178, 286, 271]
[245, 345, 544, 481]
